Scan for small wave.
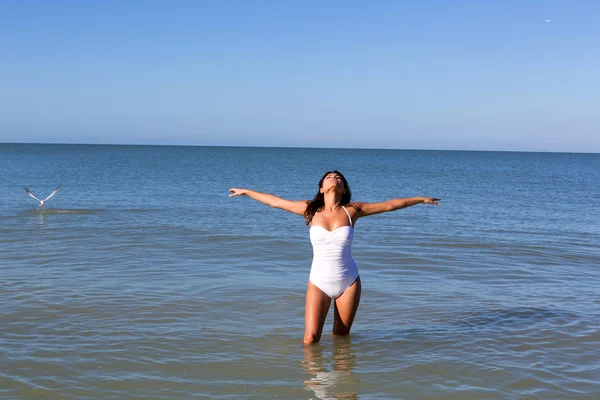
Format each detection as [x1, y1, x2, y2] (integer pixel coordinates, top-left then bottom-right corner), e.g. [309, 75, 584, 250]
[457, 306, 579, 329]
[120, 209, 164, 213]
[24, 208, 105, 215]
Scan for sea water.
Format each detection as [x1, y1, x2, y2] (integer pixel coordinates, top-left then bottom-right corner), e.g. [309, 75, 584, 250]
[1, 144, 599, 399]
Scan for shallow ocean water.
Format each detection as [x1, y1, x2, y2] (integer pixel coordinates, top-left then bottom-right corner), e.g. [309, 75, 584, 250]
[1, 144, 599, 399]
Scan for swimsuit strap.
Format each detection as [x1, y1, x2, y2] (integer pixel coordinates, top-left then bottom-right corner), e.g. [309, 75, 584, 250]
[341, 206, 353, 227]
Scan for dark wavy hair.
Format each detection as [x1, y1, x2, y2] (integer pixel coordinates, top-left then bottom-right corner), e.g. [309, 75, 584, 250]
[304, 170, 352, 225]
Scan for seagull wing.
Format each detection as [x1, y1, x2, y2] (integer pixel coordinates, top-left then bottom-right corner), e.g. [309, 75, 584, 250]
[25, 188, 43, 202]
[43, 186, 61, 202]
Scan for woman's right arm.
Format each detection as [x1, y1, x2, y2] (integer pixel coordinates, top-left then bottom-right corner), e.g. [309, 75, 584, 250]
[228, 188, 307, 216]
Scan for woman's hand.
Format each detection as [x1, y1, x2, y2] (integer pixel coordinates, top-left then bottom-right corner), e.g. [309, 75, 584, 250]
[228, 188, 247, 197]
[423, 197, 441, 205]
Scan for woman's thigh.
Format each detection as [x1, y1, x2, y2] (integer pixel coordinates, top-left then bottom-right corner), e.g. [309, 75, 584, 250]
[304, 281, 331, 343]
[333, 277, 361, 335]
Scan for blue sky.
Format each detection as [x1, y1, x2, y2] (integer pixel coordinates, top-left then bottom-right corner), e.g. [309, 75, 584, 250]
[1, 0, 598, 152]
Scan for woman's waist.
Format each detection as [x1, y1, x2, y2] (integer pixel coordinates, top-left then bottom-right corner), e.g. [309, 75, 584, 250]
[309, 263, 359, 282]
[310, 257, 358, 276]
[311, 248, 353, 259]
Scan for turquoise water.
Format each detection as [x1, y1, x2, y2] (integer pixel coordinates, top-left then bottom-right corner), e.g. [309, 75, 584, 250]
[1, 144, 599, 399]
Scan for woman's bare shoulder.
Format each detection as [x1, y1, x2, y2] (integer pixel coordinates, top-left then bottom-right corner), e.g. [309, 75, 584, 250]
[347, 202, 364, 212]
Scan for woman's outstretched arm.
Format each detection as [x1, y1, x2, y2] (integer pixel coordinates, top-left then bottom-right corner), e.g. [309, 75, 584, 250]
[352, 197, 440, 218]
[229, 188, 307, 216]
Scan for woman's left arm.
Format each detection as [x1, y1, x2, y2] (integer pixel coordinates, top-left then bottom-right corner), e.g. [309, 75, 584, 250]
[352, 197, 440, 218]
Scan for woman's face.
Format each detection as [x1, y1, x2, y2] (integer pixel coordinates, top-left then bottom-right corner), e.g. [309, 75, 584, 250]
[321, 172, 345, 192]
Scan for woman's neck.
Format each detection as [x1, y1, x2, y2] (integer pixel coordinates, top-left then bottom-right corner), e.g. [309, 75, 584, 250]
[322, 192, 343, 211]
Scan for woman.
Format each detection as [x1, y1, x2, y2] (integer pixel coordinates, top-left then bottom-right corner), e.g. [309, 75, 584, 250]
[229, 170, 440, 344]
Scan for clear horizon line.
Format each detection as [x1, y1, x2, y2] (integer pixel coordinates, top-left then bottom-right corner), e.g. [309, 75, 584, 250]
[0, 141, 596, 155]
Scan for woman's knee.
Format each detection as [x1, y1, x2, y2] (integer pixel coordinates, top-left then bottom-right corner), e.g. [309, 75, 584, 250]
[303, 331, 321, 344]
[332, 320, 351, 336]
[332, 327, 351, 336]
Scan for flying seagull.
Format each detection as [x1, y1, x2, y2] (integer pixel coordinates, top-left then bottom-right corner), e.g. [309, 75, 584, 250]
[25, 186, 61, 209]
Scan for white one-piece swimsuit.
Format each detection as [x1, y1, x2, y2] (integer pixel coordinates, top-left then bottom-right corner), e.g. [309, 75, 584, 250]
[309, 206, 359, 299]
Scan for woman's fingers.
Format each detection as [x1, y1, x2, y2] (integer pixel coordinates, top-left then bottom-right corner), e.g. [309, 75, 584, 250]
[228, 188, 243, 197]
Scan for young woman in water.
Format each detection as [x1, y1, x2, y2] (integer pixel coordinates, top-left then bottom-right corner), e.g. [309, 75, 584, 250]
[229, 170, 440, 344]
